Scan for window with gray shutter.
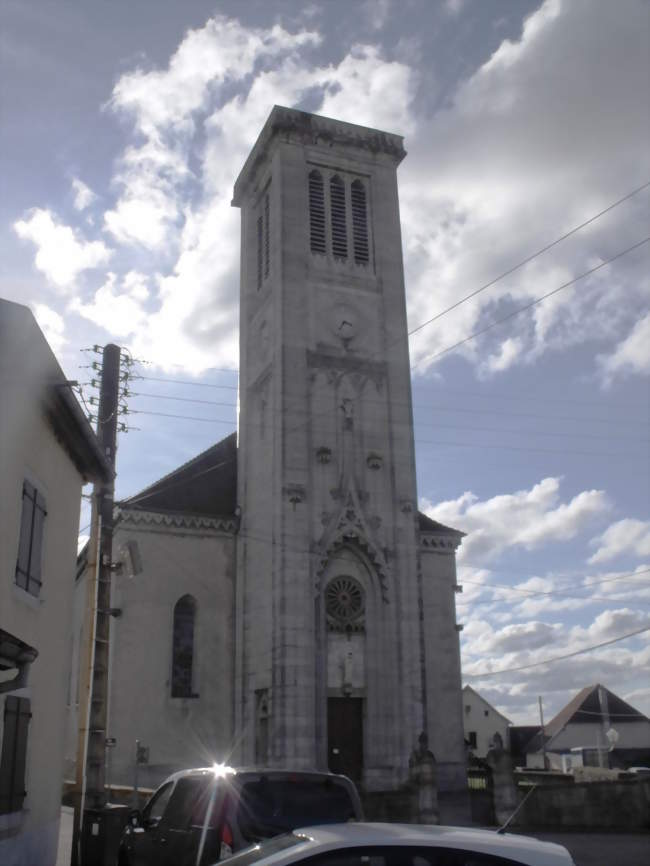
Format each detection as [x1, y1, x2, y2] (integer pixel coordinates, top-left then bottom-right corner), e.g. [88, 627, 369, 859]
[15, 480, 46, 597]
[330, 175, 348, 260]
[172, 595, 197, 698]
[0, 696, 31, 814]
[351, 180, 369, 264]
[309, 170, 326, 254]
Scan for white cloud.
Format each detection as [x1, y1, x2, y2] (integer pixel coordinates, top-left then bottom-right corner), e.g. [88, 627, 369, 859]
[71, 177, 97, 211]
[31, 303, 66, 354]
[104, 15, 321, 249]
[71, 271, 151, 337]
[422, 477, 609, 563]
[589, 518, 650, 564]
[403, 0, 650, 376]
[598, 312, 650, 384]
[13, 208, 112, 291]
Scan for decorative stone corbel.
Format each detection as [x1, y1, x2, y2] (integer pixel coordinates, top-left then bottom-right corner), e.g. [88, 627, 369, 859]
[284, 483, 306, 508]
[366, 452, 383, 470]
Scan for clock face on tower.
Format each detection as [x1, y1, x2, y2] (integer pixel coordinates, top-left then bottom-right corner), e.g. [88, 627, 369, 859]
[329, 303, 359, 343]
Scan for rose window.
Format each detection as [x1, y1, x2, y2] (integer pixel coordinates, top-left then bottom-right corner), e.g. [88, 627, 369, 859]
[325, 576, 365, 630]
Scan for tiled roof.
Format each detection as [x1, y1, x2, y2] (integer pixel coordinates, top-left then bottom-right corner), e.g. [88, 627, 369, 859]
[544, 684, 649, 738]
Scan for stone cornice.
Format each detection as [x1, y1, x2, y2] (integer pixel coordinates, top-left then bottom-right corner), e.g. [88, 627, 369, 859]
[419, 532, 462, 553]
[232, 106, 406, 206]
[115, 507, 239, 535]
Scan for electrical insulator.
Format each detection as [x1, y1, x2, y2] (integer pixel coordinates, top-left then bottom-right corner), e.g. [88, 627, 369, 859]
[89, 396, 97, 405]
[92, 361, 102, 371]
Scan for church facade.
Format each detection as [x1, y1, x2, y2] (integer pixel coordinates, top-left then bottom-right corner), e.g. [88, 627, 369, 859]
[66, 107, 467, 811]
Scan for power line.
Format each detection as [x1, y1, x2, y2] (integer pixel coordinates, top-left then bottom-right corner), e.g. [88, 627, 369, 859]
[408, 181, 650, 340]
[126, 387, 648, 437]
[413, 237, 650, 369]
[126, 410, 643, 458]
[138, 375, 238, 391]
[455, 574, 650, 607]
[463, 625, 650, 679]
[131, 391, 238, 410]
[456, 565, 650, 590]
[129, 409, 237, 425]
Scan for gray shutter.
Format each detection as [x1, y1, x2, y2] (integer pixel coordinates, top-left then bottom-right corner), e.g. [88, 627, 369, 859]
[330, 175, 348, 260]
[29, 491, 47, 595]
[0, 696, 32, 814]
[15, 484, 34, 590]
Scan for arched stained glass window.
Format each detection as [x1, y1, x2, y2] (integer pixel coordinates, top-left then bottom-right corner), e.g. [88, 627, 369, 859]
[171, 595, 196, 698]
[330, 175, 348, 260]
[309, 170, 326, 254]
[351, 180, 369, 264]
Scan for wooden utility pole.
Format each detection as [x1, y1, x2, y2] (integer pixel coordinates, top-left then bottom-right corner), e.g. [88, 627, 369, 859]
[538, 696, 547, 770]
[71, 344, 121, 865]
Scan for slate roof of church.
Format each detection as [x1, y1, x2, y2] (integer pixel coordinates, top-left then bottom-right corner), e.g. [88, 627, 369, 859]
[120, 432, 237, 517]
[417, 511, 465, 536]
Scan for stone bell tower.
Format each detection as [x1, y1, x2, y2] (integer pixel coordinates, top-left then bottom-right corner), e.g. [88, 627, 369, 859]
[232, 107, 465, 798]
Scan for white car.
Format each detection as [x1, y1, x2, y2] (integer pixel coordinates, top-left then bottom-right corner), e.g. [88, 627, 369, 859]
[214, 822, 575, 866]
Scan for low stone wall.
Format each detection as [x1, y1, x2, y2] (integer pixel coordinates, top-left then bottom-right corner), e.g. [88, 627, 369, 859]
[511, 778, 650, 830]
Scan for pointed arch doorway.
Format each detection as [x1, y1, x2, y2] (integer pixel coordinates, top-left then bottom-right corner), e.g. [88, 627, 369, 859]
[328, 696, 363, 781]
[323, 573, 366, 783]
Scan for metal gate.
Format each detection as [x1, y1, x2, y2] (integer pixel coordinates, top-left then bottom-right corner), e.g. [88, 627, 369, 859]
[467, 767, 494, 826]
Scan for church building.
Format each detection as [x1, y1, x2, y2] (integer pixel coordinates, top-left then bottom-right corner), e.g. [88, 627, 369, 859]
[66, 107, 467, 815]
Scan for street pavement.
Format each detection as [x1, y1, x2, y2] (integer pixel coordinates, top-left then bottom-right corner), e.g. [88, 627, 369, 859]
[513, 829, 650, 866]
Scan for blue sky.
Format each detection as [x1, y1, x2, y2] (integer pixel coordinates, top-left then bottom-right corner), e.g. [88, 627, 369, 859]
[2, 0, 649, 725]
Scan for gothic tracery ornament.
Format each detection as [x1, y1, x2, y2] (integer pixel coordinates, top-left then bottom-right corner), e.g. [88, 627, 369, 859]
[325, 576, 365, 631]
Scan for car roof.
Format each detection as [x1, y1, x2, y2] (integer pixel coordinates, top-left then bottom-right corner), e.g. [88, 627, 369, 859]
[264, 824, 573, 866]
[159, 766, 355, 785]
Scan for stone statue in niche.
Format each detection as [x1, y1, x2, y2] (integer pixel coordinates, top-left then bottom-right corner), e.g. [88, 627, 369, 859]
[340, 398, 354, 429]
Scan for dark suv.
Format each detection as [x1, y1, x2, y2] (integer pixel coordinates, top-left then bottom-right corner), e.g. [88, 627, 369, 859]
[118, 767, 363, 866]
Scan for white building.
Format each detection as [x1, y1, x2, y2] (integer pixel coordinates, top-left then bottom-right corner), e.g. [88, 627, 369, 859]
[462, 686, 512, 759]
[68, 107, 469, 819]
[0, 300, 110, 866]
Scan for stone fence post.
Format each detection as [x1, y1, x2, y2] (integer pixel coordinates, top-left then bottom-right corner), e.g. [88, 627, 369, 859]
[486, 744, 518, 826]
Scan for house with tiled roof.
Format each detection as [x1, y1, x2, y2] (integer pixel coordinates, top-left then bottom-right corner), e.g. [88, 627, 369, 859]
[524, 684, 650, 769]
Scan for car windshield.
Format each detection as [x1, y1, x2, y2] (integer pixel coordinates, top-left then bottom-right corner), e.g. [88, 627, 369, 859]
[236, 778, 355, 840]
[220, 833, 306, 866]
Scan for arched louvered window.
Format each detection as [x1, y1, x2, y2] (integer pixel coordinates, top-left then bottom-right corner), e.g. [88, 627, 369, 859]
[351, 180, 369, 264]
[330, 175, 348, 260]
[171, 595, 196, 698]
[309, 170, 326, 254]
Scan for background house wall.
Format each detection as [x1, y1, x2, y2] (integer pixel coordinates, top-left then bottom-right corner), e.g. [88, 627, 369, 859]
[0, 308, 92, 866]
[462, 685, 511, 759]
